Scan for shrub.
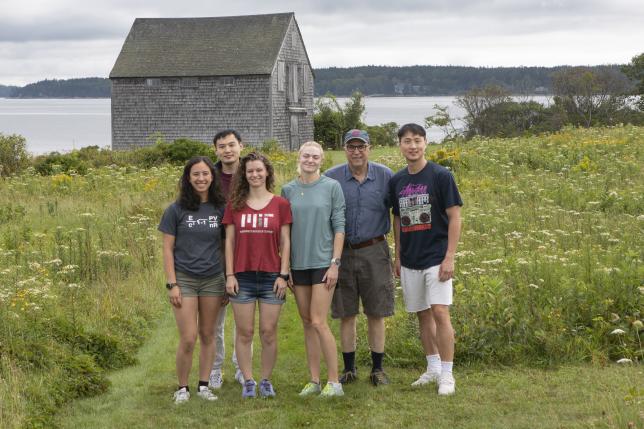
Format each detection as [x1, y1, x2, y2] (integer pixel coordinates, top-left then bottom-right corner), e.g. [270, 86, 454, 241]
[0, 133, 30, 177]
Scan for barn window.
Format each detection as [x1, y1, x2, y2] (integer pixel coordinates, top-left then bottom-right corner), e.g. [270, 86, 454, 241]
[288, 64, 299, 103]
[277, 61, 285, 92]
[302, 65, 310, 95]
[181, 77, 198, 87]
[145, 78, 161, 87]
[222, 77, 234, 86]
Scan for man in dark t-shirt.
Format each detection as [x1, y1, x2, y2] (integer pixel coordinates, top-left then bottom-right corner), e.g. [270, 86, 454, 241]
[390, 123, 463, 396]
[210, 129, 244, 389]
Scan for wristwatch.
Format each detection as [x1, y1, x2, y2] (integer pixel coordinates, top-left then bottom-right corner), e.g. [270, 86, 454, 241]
[331, 258, 341, 267]
[165, 282, 178, 290]
[278, 273, 290, 281]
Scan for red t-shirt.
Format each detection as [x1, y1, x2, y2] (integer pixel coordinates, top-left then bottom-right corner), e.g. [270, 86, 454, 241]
[223, 196, 292, 273]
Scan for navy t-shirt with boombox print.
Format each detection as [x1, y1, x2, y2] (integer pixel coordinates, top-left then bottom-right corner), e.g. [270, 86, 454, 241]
[389, 161, 463, 270]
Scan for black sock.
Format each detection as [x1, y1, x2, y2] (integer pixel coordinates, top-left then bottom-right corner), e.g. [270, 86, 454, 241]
[198, 380, 208, 389]
[179, 385, 189, 391]
[342, 351, 356, 372]
[371, 351, 384, 372]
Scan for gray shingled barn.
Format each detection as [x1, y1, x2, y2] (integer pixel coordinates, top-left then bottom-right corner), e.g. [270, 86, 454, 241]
[109, 13, 314, 150]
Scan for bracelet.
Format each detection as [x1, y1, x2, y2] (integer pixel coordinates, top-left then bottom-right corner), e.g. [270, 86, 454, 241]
[226, 273, 235, 277]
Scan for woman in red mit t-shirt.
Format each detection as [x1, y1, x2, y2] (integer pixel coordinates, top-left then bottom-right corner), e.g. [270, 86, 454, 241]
[223, 152, 292, 399]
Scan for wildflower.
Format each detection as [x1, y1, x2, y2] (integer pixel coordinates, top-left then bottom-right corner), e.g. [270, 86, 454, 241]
[632, 320, 643, 331]
[616, 358, 632, 364]
[610, 313, 620, 322]
[528, 284, 539, 289]
[67, 283, 81, 289]
[80, 212, 95, 217]
[610, 328, 625, 335]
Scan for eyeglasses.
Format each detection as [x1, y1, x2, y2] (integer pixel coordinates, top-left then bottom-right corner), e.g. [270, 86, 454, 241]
[345, 145, 368, 152]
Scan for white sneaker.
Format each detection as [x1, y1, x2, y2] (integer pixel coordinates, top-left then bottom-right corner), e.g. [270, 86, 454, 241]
[197, 385, 218, 401]
[235, 369, 245, 385]
[438, 373, 456, 395]
[173, 387, 190, 404]
[411, 370, 441, 386]
[209, 370, 223, 389]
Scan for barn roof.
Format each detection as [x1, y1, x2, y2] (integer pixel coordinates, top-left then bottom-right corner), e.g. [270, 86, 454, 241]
[110, 13, 296, 78]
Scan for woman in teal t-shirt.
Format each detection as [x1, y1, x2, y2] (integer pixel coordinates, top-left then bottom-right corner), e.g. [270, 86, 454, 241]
[281, 141, 346, 397]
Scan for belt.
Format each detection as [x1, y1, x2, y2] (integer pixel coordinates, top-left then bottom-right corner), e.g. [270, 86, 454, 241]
[344, 235, 385, 250]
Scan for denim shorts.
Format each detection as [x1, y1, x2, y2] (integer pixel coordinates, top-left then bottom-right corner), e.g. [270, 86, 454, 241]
[229, 271, 285, 305]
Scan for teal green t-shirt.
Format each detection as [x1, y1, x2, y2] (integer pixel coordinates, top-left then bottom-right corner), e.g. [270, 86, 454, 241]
[281, 175, 345, 270]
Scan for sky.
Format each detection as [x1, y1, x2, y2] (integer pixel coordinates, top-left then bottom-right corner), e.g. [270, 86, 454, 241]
[1, 0, 643, 86]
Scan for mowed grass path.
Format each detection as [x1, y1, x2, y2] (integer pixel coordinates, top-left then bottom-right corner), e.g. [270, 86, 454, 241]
[55, 298, 643, 429]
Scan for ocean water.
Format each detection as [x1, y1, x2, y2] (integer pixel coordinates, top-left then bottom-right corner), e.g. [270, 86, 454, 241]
[0, 96, 550, 154]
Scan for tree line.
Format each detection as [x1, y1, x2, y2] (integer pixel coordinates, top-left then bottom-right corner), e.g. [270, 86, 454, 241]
[2, 78, 111, 98]
[314, 54, 644, 146]
[313, 65, 630, 96]
[0, 63, 634, 98]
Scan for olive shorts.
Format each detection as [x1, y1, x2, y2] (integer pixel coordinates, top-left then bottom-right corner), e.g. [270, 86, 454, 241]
[331, 239, 395, 319]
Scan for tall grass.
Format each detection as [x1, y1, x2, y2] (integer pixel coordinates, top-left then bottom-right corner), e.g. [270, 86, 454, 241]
[0, 126, 642, 427]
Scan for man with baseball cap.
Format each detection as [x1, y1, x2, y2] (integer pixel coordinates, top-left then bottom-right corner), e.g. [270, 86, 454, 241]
[324, 129, 395, 386]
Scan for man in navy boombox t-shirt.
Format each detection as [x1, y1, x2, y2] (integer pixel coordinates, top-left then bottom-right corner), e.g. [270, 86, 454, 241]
[389, 123, 463, 396]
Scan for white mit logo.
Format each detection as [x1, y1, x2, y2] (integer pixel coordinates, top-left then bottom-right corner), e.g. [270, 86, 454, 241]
[241, 213, 274, 228]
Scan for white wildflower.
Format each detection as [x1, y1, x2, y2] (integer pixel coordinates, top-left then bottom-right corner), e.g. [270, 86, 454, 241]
[616, 358, 632, 364]
[610, 328, 625, 335]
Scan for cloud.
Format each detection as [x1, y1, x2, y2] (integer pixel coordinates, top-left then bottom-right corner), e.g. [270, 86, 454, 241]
[0, 0, 643, 85]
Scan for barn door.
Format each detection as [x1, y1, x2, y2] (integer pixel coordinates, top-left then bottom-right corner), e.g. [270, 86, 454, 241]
[289, 114, 299, 150]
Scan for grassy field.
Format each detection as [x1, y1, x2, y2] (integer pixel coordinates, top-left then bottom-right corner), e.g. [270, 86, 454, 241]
[55, 310, 643, 429]
[1, 125, 643, 428]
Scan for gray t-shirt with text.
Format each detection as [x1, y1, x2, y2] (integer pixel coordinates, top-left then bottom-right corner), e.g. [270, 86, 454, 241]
[158, 202, 224, 278]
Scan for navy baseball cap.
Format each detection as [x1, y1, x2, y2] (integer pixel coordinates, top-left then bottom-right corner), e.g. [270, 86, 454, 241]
[343, 129, 370, 146]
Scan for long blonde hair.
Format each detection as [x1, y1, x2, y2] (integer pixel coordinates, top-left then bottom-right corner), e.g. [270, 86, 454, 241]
[297, 141, 324, 175]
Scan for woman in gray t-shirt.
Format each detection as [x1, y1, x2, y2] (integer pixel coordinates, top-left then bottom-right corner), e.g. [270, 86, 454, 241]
[158, 156, 226, 404]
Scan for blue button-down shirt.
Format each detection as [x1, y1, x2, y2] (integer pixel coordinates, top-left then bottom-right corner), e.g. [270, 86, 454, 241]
[325, 161, 393, 245]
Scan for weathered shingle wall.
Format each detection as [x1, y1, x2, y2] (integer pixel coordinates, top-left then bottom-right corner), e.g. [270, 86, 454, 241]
[111, 75, 271, 149]
[270, 19, 314, 150]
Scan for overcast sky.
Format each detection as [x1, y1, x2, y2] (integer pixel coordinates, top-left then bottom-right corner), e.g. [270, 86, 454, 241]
[1, 0, 643, 86]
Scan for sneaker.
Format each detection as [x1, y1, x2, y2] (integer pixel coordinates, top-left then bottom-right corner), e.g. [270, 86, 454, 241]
[235, 369, 245, 385]
[173, 387, 190, 404]
[209, 370, 223, 389]
[339, 368, 357, 384]
[369, 369, 390, 386]
[196, 385, 218, 401]
[298, 381, 321, 397]
[319, 382, 344, 397]
[438, 373, 456, 396]
[242, 380, 257, 398]
[259, 379, 276, 398]
[411, 370, 440, 386]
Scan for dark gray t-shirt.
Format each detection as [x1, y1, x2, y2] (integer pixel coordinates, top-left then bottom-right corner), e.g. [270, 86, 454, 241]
[158, 202, 224, 278]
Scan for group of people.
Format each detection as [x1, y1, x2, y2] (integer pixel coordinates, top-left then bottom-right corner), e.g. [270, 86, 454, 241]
[158, 123, 462, 403]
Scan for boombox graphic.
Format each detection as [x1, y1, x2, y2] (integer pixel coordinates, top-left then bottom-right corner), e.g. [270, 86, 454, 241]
[399, 194, 432, 227]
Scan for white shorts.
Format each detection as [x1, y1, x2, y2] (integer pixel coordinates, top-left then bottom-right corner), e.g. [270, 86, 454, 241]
[400, 265, 453, 312]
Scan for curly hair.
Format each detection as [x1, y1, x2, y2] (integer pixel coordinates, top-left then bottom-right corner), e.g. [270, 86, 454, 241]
[229, 151, 275, 211]
[177, 156, 225, 211]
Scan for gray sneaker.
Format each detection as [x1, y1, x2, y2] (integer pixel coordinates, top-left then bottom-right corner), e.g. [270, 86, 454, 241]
[242, 379, 256, 398]
[259, 379, 276, 398]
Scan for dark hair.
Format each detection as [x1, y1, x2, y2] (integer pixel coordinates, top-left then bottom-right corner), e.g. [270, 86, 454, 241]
[229, 152, 275, 211]
[213, 129, 242, 146]
[397, 123, 426, 140]
[177, 156, 225, 211]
